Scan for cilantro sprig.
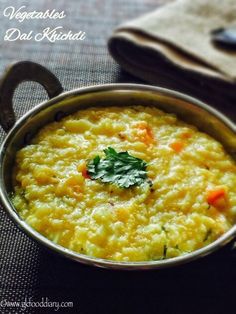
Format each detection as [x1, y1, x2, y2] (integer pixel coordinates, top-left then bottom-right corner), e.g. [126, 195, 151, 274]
[87, 147, 148, 188]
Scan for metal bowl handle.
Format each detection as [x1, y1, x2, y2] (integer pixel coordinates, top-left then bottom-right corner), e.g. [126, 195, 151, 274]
[0, 61, 63, 133]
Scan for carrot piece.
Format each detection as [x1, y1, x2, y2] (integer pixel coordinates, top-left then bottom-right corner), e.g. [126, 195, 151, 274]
[169, 141, 184, 153]
[80, 164, 90, 179]
[180, 132, 192, 139]
[82, 167, 91, 179]
[135, 122, 155, 145]
[78, 161, 91, 179]
[207, 188, 226, 207]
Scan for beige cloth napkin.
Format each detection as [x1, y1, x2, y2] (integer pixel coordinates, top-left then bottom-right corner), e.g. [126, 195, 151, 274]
[108, 0, 236, 118]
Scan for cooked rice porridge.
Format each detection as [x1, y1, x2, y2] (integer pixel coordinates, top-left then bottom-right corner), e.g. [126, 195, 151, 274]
[12, 106, 236, 261]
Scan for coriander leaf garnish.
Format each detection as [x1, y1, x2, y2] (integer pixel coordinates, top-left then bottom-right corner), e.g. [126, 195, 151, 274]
[87, 147, 148, 188]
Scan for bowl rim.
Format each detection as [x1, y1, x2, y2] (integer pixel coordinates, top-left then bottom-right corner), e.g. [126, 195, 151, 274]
[0, 82, 235, 270]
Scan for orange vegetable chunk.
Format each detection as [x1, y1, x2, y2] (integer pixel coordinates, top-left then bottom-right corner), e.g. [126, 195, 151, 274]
[82, 167, 91, 179]
[135, 121, 155, 145]
[169, 141, 184, 153]
[207, 188, 227, 208]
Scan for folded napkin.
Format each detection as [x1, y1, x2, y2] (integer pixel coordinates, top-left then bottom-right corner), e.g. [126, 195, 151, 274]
[108, 0, 236, 118]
